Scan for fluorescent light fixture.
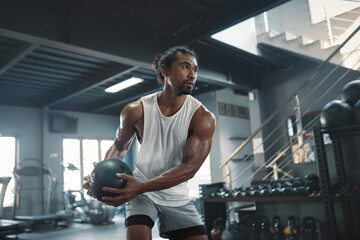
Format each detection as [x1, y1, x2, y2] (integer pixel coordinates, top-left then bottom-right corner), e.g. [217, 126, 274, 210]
[105, 77, 143, 93]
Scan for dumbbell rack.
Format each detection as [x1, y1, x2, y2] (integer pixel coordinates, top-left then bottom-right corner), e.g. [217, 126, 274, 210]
[201, 188, 323, 238]
[201, 126, 360, 239]
[313, 125, 360, 240]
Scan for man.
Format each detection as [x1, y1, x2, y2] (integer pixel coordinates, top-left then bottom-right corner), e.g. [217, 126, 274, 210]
[84, 46, 215, 240]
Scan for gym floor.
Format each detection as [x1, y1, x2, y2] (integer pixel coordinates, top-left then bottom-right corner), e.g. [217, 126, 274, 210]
[4, 215, 162, 240]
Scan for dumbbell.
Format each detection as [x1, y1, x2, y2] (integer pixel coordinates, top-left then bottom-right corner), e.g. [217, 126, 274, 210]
[271, 187, 283, 196]
[259, 185, 272, 197]
[292, 186, 310, 196]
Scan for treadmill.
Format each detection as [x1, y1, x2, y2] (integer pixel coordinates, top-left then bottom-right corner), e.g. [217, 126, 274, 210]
[0, 177, 26, 237]
[12, 159, 72, 231]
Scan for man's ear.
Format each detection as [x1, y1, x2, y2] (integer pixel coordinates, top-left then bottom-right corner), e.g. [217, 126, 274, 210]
[160, 65, 169, 78]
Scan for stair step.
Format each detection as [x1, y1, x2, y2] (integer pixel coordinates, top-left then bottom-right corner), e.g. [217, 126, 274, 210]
[332, 17, 356, 23]
[257, 31, 344, 64]
[336, 12, 360, 21]
[331, 18, 354, 29]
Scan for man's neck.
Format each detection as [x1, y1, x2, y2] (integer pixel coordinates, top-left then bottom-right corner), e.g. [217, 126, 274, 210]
[157, 90, 187, 117]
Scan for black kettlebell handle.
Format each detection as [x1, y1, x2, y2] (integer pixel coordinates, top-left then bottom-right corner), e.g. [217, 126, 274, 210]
[272, 216, 281, 225]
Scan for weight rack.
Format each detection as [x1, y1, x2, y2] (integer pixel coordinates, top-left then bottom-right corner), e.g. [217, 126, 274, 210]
[313, 125, 360, 239]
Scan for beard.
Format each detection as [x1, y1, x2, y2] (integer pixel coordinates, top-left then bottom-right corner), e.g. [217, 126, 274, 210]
[179, 85, 193, 95]
[179, 81, 194, 95]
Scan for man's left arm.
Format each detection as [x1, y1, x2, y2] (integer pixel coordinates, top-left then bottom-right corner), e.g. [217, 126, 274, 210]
[102, 106, 215, 206]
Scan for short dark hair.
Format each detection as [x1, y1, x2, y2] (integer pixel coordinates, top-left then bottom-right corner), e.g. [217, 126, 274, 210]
[152, 46, 198, 85]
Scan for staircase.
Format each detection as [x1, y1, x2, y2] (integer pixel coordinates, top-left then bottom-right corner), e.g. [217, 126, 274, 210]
[256, 0, 360, 67]
[219, 1, 360, 189]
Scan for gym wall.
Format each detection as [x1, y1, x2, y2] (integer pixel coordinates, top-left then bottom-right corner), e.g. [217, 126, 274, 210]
[196, 88, 253, 188]
[0, 104, 119, 216]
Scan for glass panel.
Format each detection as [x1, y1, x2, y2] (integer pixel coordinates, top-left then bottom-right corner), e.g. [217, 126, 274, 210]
[83, 139, 99, 178]
[187, 155, 211, 199]
[100, 140, 114, 160]
[63, 139, 81, 191]
[0, 137, 16, 207]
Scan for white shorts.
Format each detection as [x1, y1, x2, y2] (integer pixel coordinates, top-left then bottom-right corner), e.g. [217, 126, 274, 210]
[125, 193, 205, 239]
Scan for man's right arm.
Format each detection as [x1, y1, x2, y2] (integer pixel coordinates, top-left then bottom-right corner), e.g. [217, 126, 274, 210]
[82, 99, 142, 196]
[105, 100, 143, 160]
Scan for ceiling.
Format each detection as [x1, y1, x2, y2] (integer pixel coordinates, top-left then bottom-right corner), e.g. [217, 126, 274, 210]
[0, 0, 288, 115]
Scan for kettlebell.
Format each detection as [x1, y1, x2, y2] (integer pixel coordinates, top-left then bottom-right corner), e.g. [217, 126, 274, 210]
[259, 216, 272, 240]
[221, 220, 236, 240]
[298, 217, 318, 240]
[234, 219, 249, 240]
[284, 217, 298, 240]
[211, 218, 225, 240]
[270, 216, 285, 240]
[249, 220, 260, 240]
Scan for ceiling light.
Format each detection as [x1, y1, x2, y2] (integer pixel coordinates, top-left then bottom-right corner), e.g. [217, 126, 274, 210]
[105, 77, 144, 93]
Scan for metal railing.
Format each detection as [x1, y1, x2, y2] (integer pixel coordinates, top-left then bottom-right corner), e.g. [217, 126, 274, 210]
[220, 24, 360, 188]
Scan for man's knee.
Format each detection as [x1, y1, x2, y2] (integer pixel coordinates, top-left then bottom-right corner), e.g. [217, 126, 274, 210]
[126, 224, 152, 240]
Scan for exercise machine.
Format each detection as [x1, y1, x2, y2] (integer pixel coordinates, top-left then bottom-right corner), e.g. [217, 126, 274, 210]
[0, 176, 26, 237]
[62, 161, 115, 225]
[64, 190, 115, 225]
[12, 158, 73, 231]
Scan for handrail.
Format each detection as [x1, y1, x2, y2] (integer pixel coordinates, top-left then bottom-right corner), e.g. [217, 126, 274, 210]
[219, 24, 360, 169]
[227, 42, 359, 175]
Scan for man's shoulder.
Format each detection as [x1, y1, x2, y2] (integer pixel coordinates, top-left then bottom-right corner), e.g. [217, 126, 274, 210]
[141, 92, 158, 102]
[194, 105, 215, 122]
[122, 99, 143, 123]
[191, 105, 216, 138]
[125, 98, 143, 111]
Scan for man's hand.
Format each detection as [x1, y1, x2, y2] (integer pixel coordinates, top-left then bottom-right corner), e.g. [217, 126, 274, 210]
[101, 174, 144, 207]
[82, 162, 98, 198]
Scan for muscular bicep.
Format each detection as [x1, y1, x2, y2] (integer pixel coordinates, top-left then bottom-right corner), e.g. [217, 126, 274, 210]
[182, 108, 216, 176]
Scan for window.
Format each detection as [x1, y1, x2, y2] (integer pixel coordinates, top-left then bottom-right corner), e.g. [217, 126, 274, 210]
[0, 136, 16, 207]
[63, 139, 81, 191]
[62, 138, 113, 197]
[187, 155, 211, 199]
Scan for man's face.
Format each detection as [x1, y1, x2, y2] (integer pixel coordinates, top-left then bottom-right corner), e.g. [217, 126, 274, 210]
[164, 53, 199, 95]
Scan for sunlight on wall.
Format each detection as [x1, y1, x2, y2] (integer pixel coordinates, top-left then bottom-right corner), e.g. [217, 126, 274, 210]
[0, 136, 16, 207]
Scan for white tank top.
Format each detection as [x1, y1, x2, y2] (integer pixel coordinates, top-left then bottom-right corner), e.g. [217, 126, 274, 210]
[133, 92, 202, 206]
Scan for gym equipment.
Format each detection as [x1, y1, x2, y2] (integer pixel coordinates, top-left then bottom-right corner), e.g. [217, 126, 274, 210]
[270, 216, 285, 240]
[304, 174, 320, 193]
[320, 100, 352, 128]
[354, 99, 360, 124]
[250, 189, 261, 197]
[284, 217, 298, 240]
[64, 190, 115, 225]
[212, 188, 231, 198]
[235, 218, 249, 240]
[221, 220, 235, 240]
[90, 159, 133, 201]
[210, 218, 225, 240]
[292, 186, 310, 196]
[259, 216, 272, 240]
[0, 177, 26, 237]
[249, 220, 260, 240]
[199, 182, 225, 198]
[341, 80, 360, 106]
[232, 187, 243, 198]
[12, 158, 73, 231]
[259, 187, 272, 197]
[298, 217, 318, 240]
[281, 187, 294, 196]
[271, 187, 283, 196]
